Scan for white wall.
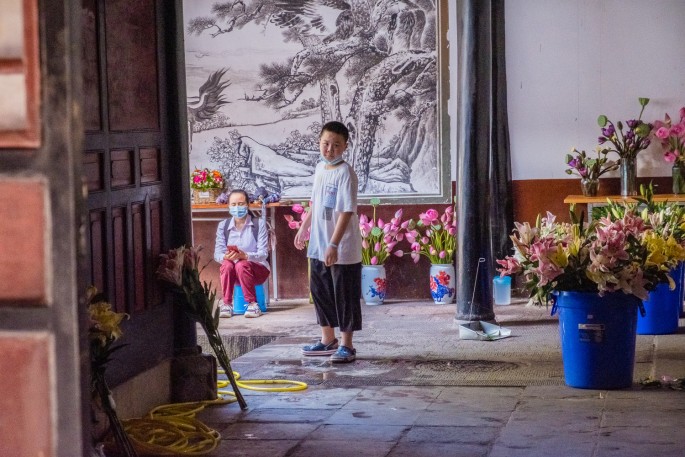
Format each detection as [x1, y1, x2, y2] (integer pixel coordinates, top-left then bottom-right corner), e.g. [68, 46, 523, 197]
[506, 0, 685, 181]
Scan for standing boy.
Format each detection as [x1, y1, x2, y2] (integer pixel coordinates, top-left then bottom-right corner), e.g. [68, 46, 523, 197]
[294, 121, 362, 363]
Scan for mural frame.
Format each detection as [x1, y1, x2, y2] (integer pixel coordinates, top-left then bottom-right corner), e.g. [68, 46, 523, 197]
[182, 0, 451, 204]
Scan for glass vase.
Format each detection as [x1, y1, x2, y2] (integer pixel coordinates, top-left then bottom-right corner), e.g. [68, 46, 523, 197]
[580, 178, 599, 197]
[672, 164, 685, 194]
[620, 156, 637, 197]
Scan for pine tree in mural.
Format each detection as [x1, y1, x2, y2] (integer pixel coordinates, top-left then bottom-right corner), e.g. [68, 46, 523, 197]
[187, 0, 438, 195]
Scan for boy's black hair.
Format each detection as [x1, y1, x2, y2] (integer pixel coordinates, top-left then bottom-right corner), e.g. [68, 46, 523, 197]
[320, 121, 349, 143]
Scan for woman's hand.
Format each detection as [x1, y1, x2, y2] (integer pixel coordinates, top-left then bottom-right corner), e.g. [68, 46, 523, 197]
[223, 249, 246, 261]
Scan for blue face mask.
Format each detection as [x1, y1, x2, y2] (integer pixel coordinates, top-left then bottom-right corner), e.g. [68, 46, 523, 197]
[229, 206, 248, 218]
[322, 156, 344, 166]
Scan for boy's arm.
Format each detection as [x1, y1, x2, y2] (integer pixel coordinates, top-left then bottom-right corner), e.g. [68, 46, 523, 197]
[324, 211, 353, 267]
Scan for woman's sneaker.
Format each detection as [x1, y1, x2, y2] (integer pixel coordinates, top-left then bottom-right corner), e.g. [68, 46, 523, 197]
[244, 302, 263, 318]
[301, 338, 338, 356]
[330, 346, 356, 363]
[219, 303, 233, 318]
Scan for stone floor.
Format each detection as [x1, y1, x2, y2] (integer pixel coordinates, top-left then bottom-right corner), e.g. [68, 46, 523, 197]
[188, 299, 685, 457]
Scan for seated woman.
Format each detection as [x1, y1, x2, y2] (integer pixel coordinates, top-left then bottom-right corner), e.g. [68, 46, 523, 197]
[214, 189, 270, 318]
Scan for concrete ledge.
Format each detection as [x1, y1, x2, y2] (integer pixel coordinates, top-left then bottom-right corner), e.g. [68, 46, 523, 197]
[112, 359, 171, 420]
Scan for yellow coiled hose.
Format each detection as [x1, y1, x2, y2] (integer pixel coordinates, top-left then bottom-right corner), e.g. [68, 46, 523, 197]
[122, 371, 307, 455]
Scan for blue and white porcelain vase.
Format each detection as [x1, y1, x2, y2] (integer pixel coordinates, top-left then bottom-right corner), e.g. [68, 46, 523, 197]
[429, 263, 455, 304]
[361, 265, 386, 305]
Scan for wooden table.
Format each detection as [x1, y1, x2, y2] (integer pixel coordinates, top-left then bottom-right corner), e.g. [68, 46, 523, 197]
[564, 194, 685, 213]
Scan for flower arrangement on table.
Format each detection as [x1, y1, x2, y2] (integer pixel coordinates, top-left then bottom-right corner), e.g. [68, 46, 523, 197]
[596, 98, 652, 196]
[496, 204, 685, 306]
[406, 204, 457, 265]
[190, 168, 225, 204]
[651, 106, 685, 193]
[565, 147, 618, 196]
[156, 245, 247, 409]
[190, 167, 224, 190]
[359, 197, 407, 266]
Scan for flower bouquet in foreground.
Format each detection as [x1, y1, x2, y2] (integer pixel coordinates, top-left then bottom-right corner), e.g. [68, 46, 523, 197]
[157, 245, 246, 409]
[87, 286, 137, 456]
[496, 204, 685, 306]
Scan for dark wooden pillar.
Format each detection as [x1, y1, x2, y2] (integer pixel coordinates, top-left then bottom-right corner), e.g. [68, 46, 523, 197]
[455, 0, 513, 322]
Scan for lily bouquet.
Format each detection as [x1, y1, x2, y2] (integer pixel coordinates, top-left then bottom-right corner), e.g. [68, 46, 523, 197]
[156, 245, 246, 409]
[652, 107, 685, 164]
[497, 205, 685, 305]
[406, 204, 457, 264]
[87, 286, 137, 456]
[597, 184, 685, 244]
[359, 198, 407, 265]
[597, 98, 652, 160]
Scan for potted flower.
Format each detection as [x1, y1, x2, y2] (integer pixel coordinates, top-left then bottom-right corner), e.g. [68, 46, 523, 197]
[358, 197, 407, 305]
[496, 206, 685, 389]
[406, 203, 457, 304]
[651, 106, 685, 194]
[190, 167, 224, 204]
[565, 147, 618, 196]
[596, 97, 652, 196]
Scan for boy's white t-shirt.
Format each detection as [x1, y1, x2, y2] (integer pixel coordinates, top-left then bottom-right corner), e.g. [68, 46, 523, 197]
[307, 161, 362, 264]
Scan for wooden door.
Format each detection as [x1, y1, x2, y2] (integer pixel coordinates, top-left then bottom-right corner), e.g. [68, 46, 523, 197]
[82, 0, 190, 387]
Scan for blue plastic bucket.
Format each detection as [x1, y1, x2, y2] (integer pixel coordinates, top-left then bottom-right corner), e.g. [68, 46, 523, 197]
[676, 262, 685, 318]
[555, 291, 639, 389]
[638, 281, 680, 335]
[233, 284, 267, 315]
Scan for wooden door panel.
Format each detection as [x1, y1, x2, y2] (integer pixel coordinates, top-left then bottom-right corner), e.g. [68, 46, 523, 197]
[104, 0, 159, 132]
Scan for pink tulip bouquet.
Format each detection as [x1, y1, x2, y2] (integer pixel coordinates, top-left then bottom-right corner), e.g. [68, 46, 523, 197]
[284, 202, 311, 247]
[359, 198, 408, 265]
[407, 204, 457, 264]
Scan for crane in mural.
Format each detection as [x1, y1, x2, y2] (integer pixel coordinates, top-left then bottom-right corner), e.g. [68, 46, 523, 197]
[187, 67, 231, 150]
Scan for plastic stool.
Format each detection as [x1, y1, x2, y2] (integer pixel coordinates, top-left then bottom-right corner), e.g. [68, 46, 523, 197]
[233, 284, 267, 315]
